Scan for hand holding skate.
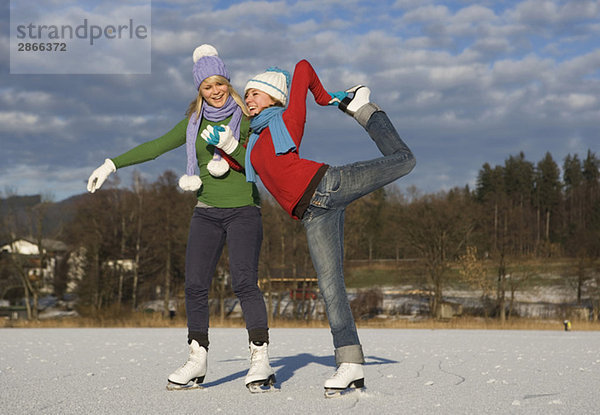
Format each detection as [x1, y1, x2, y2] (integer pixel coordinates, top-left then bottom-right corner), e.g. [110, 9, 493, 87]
[338, 85, 371, 116]
[328, 91, 348, 106]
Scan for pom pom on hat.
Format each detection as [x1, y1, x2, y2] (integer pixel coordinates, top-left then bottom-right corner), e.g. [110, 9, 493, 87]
[192, 44, 229, 90]
[245, 67, 290, 106]
[193, 44, 218, 63]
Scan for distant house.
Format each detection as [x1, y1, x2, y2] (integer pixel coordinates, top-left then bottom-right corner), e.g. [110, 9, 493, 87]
[1, 237, 68, 295]
[1, 238, 40, 255]
[1, 237, 67, 255]
[104, 258, 136, 272]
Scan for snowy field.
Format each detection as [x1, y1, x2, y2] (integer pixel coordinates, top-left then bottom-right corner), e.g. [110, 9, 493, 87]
[1, 328, 600, 414]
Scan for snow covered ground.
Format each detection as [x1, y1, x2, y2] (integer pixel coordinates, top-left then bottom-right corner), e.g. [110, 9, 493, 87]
[1, 328, 599, 414]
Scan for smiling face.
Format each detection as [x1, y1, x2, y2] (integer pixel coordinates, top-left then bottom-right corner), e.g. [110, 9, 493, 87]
[199, 79, 230, 108]
[245, 88, 277, 116]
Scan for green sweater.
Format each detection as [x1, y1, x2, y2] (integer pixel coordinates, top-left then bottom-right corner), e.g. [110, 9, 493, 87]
[111, 116, 260, 208]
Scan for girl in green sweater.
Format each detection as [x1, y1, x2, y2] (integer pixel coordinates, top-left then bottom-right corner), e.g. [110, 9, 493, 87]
[87, 45, 274, 392]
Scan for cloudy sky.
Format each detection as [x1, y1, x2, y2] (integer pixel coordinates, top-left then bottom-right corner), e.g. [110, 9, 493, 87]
[1, 0, 599, 202]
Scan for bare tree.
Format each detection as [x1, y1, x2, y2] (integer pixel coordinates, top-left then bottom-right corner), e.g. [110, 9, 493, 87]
[131, 171, 146, 311]
[403, 189, 475, 318]
[28, 196, 55, 319]
[457, 246, 494, 317]
[145, 171, 191, 317]
[506, 259, 535, 319]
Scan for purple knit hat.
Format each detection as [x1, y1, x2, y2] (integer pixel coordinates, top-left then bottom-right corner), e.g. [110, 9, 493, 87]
[192, 45, 229, 89]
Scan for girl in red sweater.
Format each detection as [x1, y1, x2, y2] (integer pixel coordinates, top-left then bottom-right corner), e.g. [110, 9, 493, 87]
[205, 60, 415, 396]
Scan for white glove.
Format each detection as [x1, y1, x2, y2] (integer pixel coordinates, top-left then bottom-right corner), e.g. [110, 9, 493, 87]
[200, 125, 238, 154]
[87, 159, 116, 193]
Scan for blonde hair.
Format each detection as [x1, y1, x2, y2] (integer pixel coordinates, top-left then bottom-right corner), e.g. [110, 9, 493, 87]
[186, 75, 250, 119]
[271, 97, 285, 107]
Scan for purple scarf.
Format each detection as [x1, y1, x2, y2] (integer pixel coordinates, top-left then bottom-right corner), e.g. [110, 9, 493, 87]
[185, 96, 242, 176]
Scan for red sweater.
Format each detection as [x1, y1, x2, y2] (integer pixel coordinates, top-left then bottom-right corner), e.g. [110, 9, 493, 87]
[250, 60, 332, 219]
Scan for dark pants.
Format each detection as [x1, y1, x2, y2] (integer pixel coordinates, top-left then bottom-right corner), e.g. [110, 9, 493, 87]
[185, 205, 268, 348]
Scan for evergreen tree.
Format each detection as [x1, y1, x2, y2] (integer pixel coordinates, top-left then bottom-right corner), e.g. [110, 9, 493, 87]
[503, 152, 535, 255]
[534, 152, 561, 249]
[476, 163, 505, 253]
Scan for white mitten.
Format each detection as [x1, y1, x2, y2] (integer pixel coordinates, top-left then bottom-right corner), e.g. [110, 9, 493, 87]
[87, 159, 116, 193]
[200, 125, 238, 154]
[207, 158, 230, 177]
[178, 174, 202, 191]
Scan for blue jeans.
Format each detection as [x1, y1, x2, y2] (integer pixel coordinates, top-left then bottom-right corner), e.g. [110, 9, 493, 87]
[301, 110, 415, 364]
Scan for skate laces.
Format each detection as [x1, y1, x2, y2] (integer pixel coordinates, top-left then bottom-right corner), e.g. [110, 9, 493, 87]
[250, 342, 267, 358]
[174, 347, 205, 375]
[248, 344, 269, 375]
[250, 346, 266, 363]
[175, 356, 200, 376]
[331, 363, 351, 378]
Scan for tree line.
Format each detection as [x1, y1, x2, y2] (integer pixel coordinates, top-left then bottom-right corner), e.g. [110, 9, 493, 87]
[1, 149, 599, 320]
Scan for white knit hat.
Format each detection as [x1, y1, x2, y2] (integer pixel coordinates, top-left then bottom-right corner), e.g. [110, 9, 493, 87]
[245, 67, 290, 106]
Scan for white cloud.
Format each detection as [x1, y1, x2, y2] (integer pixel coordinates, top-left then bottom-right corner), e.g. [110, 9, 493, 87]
[151, 30, 207, 57]
[491, 55, 554, 85]
[471, 37, 511, 55]
[0, 111, 68, 134]
[0, 90, 54, 108]
[511, 0, 560, 25]
[557, 0, 599, 21]
[2, 0, 599, 200]
[403, 5, 450, 22]
[428, 64, 484, 88]
[393, 0, 433, 10]
[556, 50, 600, 82]
[453, 5, 497, 23]
[566, 93, 597, 109]
[0, 162, 94, 199]
[543, 93, 597, 110]
[510, 0, 600, 27]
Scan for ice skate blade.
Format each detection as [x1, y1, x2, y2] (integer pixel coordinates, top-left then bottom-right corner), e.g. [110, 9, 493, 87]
[324, 386, 366, 398]
[166, 382, 204, 391]
[166, 377, 205, 391]
[324, 378, 365, 398]
[246, 374, 278, 393]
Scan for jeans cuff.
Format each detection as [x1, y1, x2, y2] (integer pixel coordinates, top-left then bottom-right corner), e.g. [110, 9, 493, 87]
[335, 344, 364, 365]
[248, 328, 269, 344]
[355, 103, 381, 128]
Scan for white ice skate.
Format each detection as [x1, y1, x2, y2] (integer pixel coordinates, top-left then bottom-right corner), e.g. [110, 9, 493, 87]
[166, 340, 207, 390]
[323, 363, 365, 398]
[338, 85, 371, 116]
[245, 342, 277, 393]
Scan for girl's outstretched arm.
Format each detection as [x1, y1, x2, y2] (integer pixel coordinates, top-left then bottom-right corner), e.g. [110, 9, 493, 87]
[285, 60, 333, 124]
[112, 118, 187, 168]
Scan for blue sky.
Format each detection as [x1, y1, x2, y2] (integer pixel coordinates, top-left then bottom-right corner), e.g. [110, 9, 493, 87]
[1, 0, 599, 201]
